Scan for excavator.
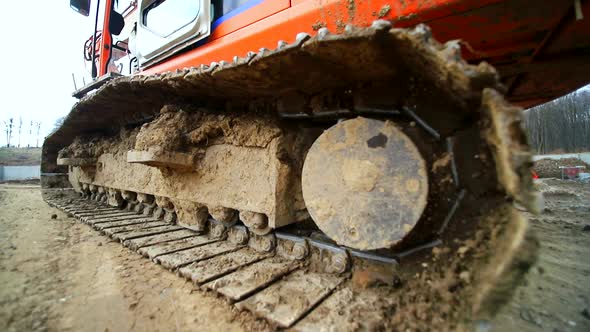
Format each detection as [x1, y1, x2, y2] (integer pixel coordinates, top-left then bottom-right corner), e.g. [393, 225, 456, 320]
[43, 0, 589, 330]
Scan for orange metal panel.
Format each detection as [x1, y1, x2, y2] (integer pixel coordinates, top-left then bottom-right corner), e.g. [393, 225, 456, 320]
[136, 0, 590, 108]
[425, 0, 571, 61]
[143, 0, 496, 74]
[99, 0, 115, 76]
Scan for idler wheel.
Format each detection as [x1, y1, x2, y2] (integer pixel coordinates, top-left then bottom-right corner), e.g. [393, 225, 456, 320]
[302, 117, 428, 250]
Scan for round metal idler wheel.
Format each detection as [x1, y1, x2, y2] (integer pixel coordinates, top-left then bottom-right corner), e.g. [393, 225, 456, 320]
[302, 117, 429, 250]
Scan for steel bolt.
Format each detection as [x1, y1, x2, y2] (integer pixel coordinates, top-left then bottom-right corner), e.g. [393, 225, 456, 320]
[210, 223, 226, 239]
[329, 252, 349, 274]
[292, 242, 308, 260]
[259, 235, 276, 252]
[230, 229, 248, 245]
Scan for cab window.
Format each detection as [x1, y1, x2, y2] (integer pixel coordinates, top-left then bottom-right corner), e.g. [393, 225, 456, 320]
[143, 0, 200, 37]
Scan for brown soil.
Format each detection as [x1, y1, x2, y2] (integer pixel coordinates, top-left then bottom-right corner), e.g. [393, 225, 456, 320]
[58, 129, 138, 159]
[1, 181, 588, 331]
[133, 107, 281, 155]
[0, 184, 271, 332]
[491, 179, 590, 332]
[534, 158, 590, 178]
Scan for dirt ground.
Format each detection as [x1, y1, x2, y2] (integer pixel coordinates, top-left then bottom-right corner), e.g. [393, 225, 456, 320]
[491, 179, 590, 332]
[0, 180, 589, 331]
[0, 184, 270, 332]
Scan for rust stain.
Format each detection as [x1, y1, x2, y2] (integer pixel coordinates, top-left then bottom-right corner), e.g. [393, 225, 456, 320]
[397, 13, 418, 22]
[317, 0, 327, 29]
[336, 19, 346, 31]
[378, 4, 391, 18]
[347, 0, 356, 22]
[312, 21, 326, 31]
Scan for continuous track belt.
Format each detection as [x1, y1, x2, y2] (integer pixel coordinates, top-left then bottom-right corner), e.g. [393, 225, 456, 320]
[43, 20, 538, 330]
[46, 196, 405, 329]
[44, 22, 507, 171]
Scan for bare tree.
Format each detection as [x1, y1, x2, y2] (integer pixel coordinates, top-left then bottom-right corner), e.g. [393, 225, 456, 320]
[35, 122, 42, 148]
[523, 90, 590, 154]
[28, 121, 33, 148]
[17, 117, 22, 148]
[52, 117, 65, 133]
[3, 118, 14, 147]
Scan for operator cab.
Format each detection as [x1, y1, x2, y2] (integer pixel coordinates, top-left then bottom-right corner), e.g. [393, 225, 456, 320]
[70, 0, 255, 98]
[70, 0, 138, 97]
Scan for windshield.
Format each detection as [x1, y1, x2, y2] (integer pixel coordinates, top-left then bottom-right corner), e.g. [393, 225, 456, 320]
[143, 0, 200, 37]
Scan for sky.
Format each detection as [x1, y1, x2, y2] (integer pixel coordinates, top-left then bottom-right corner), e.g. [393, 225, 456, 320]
[0, 1, 97, 147]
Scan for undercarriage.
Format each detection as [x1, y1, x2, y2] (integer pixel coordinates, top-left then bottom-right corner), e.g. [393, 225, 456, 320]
[42, 22, 539, 330]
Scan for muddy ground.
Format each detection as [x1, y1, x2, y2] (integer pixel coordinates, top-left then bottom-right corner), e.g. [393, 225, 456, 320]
[0, 184, 270, 332]
[0, 180, 589, 331]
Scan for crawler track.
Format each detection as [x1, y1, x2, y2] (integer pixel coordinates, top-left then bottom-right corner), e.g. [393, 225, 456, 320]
[46, 189, 535, 330]
[43, 22, 539, 330]
[46, 194, 401, 330]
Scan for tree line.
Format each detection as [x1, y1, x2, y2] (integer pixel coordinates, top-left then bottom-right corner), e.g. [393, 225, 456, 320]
[523, 89, 590, 154]
[2, 118, 42, 148]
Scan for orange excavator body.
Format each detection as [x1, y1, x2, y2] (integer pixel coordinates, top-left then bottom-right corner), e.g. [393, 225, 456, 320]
[94, 0, 590, 109]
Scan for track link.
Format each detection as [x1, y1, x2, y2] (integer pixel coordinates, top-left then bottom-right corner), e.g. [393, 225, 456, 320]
[46, 193, 403, 329]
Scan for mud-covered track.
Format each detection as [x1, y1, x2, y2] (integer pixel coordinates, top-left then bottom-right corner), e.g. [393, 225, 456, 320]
[43, 21, 503, 177]
[45, 195, 394, 330]
[42, 20, 540, 330]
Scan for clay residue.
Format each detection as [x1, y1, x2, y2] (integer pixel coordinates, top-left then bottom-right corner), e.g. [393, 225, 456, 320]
[346, 0, 356, 21]
[432, 152, 451, 172]
[483, 89, 539, 213]
[66, 108, 308, 227]
[135, 105, 281, 155]
[187, 114, 281, 148]
[341, 159, 380, 192]
[58, 128, 138, 159]
[172, 199, 208, 230]
[134, 107, 196, 154]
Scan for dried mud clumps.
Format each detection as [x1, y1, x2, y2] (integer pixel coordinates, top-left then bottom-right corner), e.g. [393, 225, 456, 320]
[482, 89, 541, 213]
[58, 128, 138, 159]
[134, 105, 282, 156]
[384, 205, 537, 331]
[58, 137, 99, 159]
[134, 105, 200, 155]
